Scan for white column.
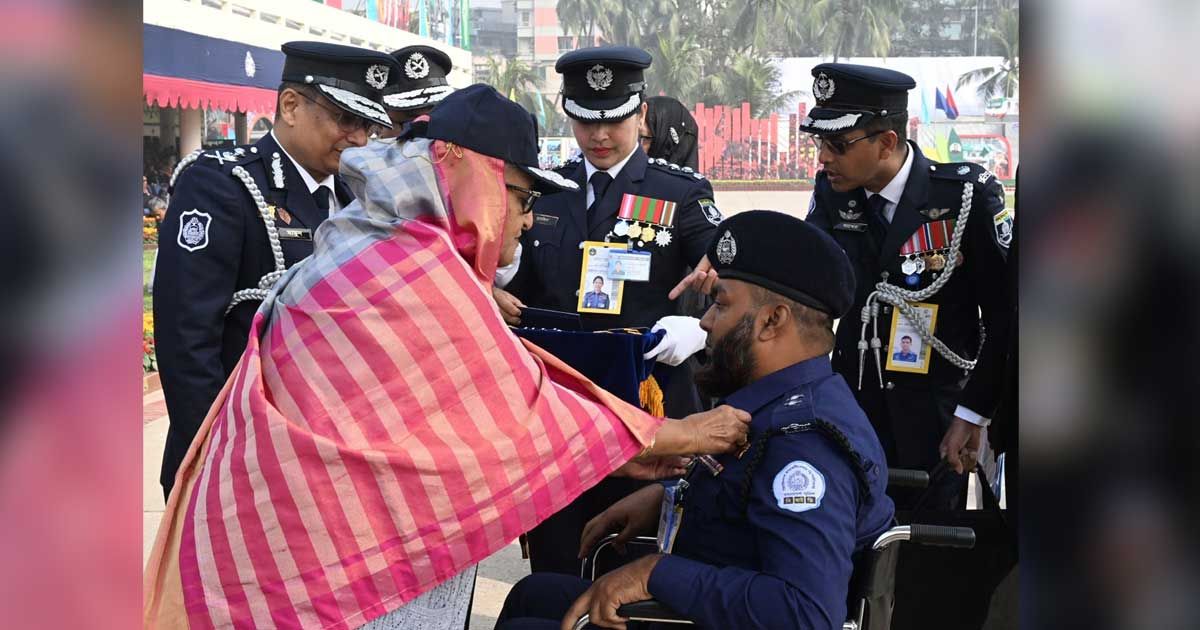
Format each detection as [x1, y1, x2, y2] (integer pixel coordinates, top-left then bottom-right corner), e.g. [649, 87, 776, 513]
[234, 111, 249, 145]
[179, 107, 203, 158]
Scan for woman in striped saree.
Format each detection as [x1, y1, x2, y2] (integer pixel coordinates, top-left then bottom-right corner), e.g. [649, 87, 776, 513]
[144, 86, 749, 630]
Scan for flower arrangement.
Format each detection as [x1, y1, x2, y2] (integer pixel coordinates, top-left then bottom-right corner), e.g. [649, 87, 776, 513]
[143, 312, 157, 373]
[143, 216, 159, 246]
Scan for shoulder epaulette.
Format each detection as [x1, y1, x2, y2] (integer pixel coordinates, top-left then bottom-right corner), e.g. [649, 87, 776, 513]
[929, 161, 996, 186]
[648, 157, 706, 180]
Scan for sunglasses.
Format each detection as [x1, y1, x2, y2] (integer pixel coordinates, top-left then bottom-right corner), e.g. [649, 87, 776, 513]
[506, 183, 541, 214]
[808, 130, 887, 156]
[295, 90, 386, 138]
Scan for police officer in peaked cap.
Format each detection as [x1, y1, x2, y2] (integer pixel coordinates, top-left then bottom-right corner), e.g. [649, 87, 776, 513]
[380, 45, 456, 135]
[154, 41, 395, 501]
[801, 62, 1015, 515]
[496, 45, 723, 575]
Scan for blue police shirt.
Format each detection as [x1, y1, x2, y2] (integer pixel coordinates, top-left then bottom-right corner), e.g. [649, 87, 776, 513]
[646, 356, 894, 629]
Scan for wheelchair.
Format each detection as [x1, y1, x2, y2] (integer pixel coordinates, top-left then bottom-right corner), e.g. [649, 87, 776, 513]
[571, 469, 976, 630]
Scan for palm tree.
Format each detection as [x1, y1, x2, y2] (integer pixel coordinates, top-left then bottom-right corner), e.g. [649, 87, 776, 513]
[806, 0, 902, 60]
[646, 21, 704, 103]
[482, 56, 550, 122]
[957, 6, 1018, 99]
[708, 51, 798, 116]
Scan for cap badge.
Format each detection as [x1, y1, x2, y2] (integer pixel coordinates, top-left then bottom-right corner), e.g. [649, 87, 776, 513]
[586, 64, 614, 91]
[365, 64, 390, 90]
[404, 52, 430, 80]
[716, 230, 738, 264]
[813, 72, 836, 102]
[669, 126, 680, 144]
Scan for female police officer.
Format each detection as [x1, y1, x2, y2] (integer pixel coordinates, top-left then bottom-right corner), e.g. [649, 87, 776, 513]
[495, 46, 724, 574]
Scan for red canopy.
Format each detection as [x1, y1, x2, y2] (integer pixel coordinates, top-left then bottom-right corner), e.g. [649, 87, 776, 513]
[144, 74, 277, 116]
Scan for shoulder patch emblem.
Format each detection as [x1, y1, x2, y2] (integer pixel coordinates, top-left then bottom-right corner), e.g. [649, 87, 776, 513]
[978, 170, 995, 184]
[698, 198, 723, 226]
[993, 207, 1014, 249]
[178, 209, 212, 252]
[773, 460, 826, 513]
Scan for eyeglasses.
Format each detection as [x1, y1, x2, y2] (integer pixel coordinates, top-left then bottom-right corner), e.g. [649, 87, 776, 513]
[506, 183, 541, 214]
[295, 90, 386, 138]
[808, 130, 887, 156]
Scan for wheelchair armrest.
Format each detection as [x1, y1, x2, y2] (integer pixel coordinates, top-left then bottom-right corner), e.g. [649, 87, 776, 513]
[886, 468, 929, 489]
[585, 534, 660, 580]
[616, 599, 693, 623]
[871, 524, 976, 550]
[572, 600, 695, 628]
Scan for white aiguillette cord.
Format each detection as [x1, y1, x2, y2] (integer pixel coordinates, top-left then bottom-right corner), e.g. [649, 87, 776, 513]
[858, 181, 983, 389]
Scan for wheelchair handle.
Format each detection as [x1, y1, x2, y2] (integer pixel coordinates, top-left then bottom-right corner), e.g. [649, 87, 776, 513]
[872, 524, 976, 550]
[910, 524, 976, 549]
[886, 468, 930, 489]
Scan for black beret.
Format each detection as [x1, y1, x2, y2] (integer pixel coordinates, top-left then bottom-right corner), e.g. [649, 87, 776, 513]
[707, 210, 855, 318]
[555, 46, 652, 122]
[383, 45, 455, 111]
[280, 41, 396, 128]
[800, 63, 916, 136]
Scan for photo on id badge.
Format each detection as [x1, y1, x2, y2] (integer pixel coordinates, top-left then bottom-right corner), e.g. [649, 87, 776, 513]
[884, 302, 938, 374]
[577, 241, 626, 314]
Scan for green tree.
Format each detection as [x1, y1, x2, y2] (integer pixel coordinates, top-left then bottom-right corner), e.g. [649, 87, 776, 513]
[707, 51, 798, 116]
[956, 6, 1019, 99]
[645, 21, 705, 103]
[807, 0, 903, 60]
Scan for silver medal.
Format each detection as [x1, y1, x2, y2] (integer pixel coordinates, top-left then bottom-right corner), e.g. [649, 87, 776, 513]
[614, 220, 629, 237]
[901, 256, 918, 275]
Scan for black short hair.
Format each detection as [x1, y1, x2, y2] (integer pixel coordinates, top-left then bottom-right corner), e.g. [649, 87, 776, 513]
[593, 275, 604, 284]
[275, 81, 320, 122]
[901, 335, 912, 342]
[749, 285, 834, 352]
[863, 113, 908, 144]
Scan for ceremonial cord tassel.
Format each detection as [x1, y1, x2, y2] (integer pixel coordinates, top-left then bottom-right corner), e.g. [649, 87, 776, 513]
[870, 302, 883, 388]
[857, 303, 871, 390]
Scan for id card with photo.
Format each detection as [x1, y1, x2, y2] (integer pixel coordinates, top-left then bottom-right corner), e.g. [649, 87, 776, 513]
[608, 249, 652, 282]
[577, 241, 626, 315]
[885, 301, 939, 374]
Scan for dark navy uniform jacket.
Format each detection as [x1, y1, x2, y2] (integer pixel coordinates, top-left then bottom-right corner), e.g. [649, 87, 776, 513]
[506, 147, 720, 331]
[647, 356, 894, 629]
[153, 132, 352, 494]
[806, 142, 1014, 470]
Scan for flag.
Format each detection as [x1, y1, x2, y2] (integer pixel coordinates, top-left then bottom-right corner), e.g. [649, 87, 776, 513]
[366, 0, 378, 20]
[419, 0, 429, 36]
[919, 86, 932, 124]
[943, 84, 959, 120]
[948, 127, 964, 161]
[934, 87, 948, 119]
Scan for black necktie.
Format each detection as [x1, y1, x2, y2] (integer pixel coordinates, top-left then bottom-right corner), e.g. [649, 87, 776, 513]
[589, 171, 612, 211]
[314, 186, 332, 215]
[867, 194, 889, 246]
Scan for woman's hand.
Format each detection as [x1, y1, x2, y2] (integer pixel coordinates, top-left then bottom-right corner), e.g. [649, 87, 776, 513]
[492, 286, 524, 325]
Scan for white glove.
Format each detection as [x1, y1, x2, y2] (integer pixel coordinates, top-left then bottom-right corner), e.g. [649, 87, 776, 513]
[644, 316, 707, 366]
[494, 243, 522, 288]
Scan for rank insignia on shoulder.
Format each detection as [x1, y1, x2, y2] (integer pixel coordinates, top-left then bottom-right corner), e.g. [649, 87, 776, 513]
[177, 209, 212, 252]
[773, 460, 825, 513]
[698, 198, 723, 226]
[838, 208, 862, 221]
[920, 207, 952, 220]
